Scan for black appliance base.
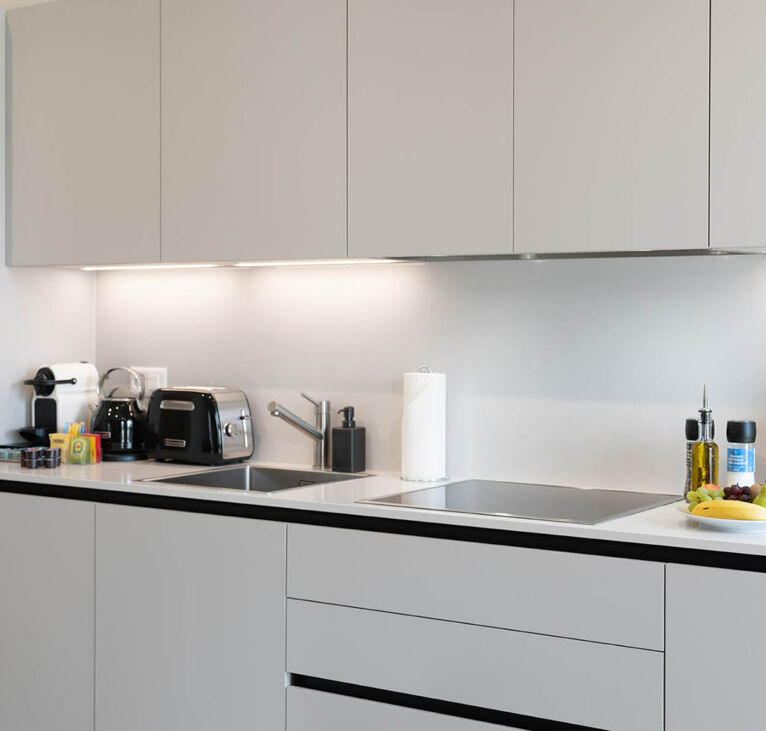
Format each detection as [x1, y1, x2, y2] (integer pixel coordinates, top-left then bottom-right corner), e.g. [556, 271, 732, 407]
[103, 452, 149, 462]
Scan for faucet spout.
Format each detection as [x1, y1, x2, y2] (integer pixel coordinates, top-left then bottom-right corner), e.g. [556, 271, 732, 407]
[267, 394, 332, 469]
[268, 401, 323, 441]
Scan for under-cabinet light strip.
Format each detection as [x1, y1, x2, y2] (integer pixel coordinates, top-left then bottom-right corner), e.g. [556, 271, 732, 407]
[81, 259, 402, 271]
[81, 263, 218, 271]
[234, 258, 396, 267]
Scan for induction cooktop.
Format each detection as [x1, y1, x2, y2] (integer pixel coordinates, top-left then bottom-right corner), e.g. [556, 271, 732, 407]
[358, 480, 679, 525]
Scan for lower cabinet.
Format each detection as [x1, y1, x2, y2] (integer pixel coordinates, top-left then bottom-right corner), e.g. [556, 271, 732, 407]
[287, 599, 664, 731]
[287, 687, 516, 731]
[0, 493, 95, 731]
[666, 563, 766, 730]
[14, 494, 766, 731]
[288, 524, 665, 649]
[95, 505, 286, 731]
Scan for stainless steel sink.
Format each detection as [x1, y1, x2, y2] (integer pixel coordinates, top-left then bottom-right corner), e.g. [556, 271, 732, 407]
[147, 464, 367, 493]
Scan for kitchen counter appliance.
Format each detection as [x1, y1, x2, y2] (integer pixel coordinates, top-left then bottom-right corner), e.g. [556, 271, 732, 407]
[146, 387, 253, 465]
[91, 367, 148, 461]
[359, 480, 679, 525]
[24, 362, 98, 433]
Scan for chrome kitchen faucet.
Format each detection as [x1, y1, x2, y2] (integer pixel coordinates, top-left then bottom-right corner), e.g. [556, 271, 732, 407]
[267, 393, 331, 470]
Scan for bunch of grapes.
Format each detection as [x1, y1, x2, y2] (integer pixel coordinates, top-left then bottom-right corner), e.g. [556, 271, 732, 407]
[687, 484, 764, 506]
[686, 486, 723, 505]
[723, 484, 754, 502]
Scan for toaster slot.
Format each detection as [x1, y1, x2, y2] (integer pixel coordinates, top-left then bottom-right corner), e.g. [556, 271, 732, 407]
[160, 400, 196, 412]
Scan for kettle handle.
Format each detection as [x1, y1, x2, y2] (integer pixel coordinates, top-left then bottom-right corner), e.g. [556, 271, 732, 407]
[98, 367, 146, 402]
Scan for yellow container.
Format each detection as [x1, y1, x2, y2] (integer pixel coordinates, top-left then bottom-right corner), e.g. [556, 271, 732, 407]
[69, 435, 90, 464]
[48, 434, 71, 464]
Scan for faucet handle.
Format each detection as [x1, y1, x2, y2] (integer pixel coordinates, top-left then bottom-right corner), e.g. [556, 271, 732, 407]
[300, 392, 320, 407]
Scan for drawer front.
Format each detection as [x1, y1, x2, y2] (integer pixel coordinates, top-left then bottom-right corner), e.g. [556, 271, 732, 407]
[287, 600, 663, 731]
[287, 688, 514, 731]
[287, 524, 664, 649]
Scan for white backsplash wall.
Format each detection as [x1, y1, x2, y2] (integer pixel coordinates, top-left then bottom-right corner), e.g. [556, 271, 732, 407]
[0, 265, 95, 443]
[95, 254, 766, 492]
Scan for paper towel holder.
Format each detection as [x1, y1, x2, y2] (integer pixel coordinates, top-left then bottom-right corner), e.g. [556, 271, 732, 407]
[401, 366, 447, 482]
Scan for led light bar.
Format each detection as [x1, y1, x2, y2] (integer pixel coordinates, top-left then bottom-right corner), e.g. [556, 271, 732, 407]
[234, 258, 398, 267]
[81, 264, 218, 272]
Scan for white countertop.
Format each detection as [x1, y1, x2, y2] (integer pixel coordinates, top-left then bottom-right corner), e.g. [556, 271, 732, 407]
[1, 459, 766, 557]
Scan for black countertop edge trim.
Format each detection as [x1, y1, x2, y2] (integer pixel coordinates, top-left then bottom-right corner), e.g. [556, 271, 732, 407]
[2, 480, 765, 572]
[290, 675, 600, 731]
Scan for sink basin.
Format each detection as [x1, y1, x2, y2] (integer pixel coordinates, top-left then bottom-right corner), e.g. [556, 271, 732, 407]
[148, 465, 367, 493]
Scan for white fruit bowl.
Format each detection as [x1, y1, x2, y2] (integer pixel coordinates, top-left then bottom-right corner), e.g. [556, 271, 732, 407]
[678, 503, 766, 533]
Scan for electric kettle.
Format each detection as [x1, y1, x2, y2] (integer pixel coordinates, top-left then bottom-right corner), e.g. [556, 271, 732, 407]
[91, 367, 148, 461]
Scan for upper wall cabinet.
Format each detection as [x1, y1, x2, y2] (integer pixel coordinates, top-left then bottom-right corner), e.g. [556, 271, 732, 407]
[8, 0, 160, 266]
[514, 0, 709, 254]
[161, 0, 346, 263]
[347, 0, 513, 258]
[710, 0, 766, 248]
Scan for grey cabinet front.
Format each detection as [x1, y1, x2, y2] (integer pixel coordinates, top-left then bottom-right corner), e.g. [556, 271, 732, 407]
[8, 0, 160, 266]
[95, 505, 286, 731]
[288, 524, 665, 649]
[666, 563, 766, 730]
[161, 0, 346, 263]
[0, 493, 95, 731]
[514, 0, 709, 254]
[711, 0, 766, 248]
[287, 599, 664, 731]
[348, 0, 513, 258]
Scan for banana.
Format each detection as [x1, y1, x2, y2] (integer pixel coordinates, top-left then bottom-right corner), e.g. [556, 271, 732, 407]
[692, 501, 766, 521]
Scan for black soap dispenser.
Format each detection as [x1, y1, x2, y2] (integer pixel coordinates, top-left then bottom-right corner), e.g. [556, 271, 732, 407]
[332, 406, 366, 473]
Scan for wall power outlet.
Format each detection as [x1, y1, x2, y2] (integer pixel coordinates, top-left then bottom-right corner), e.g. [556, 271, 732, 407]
[129, 366, 168, 400]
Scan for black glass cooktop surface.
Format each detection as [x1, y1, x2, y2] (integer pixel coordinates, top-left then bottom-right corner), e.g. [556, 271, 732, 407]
[358, 480, 679, 525]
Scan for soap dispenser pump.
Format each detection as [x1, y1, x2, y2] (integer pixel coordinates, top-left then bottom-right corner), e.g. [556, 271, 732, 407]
[332, 406, 366, 473]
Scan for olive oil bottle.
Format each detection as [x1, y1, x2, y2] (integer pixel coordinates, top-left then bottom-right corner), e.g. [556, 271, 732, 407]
[690, 386, 719, 491]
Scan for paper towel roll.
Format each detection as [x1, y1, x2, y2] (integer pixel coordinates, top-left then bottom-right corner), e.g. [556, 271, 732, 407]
[401, 368, 446, 481]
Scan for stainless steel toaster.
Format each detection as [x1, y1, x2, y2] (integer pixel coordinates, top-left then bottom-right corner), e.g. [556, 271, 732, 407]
[146, 387, 254, 465]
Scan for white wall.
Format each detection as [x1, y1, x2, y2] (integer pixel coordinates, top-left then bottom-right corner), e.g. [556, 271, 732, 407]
[0, 267, 95, 444]
[94, 254, 766, 492]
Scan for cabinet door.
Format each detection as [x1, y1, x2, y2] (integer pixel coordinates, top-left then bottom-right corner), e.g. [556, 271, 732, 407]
[711, 0, 766, 248]
[161, 0, 346, 263]
[348, 0, 513, 258]
[514, 0, 709, 254]
[0, 493, 94, 731]
[288, 524, 665, 649]
[288, 600, 664, 731]
[95, 505, 286, 731]
[666, 564, 766, 730]
[8, 0, 160, 266]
